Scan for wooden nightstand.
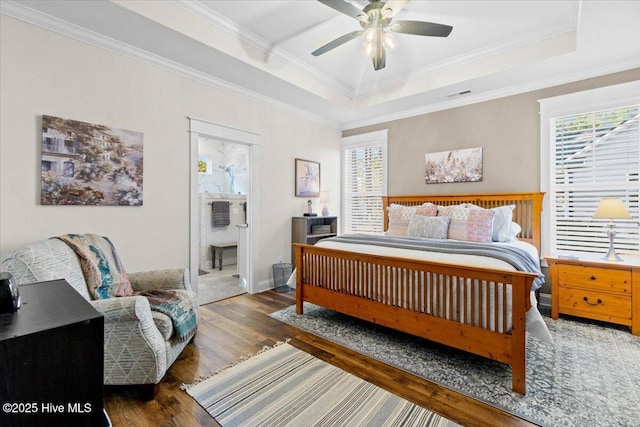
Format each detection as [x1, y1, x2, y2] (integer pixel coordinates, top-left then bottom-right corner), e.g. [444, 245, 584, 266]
[546, 255, 640, 335]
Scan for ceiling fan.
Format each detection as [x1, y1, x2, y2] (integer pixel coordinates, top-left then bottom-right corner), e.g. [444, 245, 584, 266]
[312, 0, 453, 71]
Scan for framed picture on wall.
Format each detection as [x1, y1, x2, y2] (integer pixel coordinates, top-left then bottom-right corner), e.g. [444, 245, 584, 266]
[295, 158, 320, 197]
[40, 115, 144, 206]
[424, 147, 483, 184]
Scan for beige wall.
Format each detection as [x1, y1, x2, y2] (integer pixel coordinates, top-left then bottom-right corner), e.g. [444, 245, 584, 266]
[0, 16, 341, 283]
[344, 69, 640, 195]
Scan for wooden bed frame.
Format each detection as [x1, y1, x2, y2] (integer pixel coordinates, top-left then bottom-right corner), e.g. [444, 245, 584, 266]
[294, 192, 544, 395]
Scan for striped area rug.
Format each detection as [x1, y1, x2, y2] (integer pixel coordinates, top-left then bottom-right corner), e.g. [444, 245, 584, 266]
[185, 343, 459, 427]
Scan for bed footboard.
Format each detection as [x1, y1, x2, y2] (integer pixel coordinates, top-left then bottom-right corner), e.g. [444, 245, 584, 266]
[294, 243, 536, 395]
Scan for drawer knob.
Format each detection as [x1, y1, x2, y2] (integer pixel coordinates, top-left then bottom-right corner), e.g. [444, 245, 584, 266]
[590, 275, 596, 281]
[583, 296, 603, 306]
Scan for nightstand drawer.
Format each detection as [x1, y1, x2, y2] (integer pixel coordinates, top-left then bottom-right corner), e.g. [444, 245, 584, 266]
[558, 264, 631, 294]
[558, 287, 631, 324]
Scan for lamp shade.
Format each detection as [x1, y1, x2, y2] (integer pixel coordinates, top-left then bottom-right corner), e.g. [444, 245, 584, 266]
[594, 198, 632, 219]
[319, 191, 330, 203]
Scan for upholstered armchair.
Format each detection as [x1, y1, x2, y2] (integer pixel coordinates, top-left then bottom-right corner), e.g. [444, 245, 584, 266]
[2, 238, 198, 399]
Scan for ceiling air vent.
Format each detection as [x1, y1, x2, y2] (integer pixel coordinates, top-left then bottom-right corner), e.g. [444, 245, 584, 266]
[446, 90, 471, 98]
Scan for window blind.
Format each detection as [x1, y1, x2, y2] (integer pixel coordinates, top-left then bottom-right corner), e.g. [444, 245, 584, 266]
[343, 141, 386, 233]
[550, 105, 640, 255]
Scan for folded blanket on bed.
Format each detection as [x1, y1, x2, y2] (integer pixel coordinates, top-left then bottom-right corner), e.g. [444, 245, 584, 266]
[327, 234, 545, 291]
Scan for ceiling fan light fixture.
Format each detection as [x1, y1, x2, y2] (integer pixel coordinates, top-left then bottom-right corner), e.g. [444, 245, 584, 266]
[382, 32, 397, 50]
[313, 0, 453, 71]
[362, 27, 377, 44]
[364, 42, 376, 57]
[356, 13, 369, 23]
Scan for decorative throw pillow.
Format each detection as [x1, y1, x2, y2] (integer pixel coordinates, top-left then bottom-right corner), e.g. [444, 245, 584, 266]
[508, 221, 522, 240]
[437, 204, 468, 219]
[407, 215, 451, 239]
[387, 204, 415, 236]
[387, 203, 435, 235]
[448, 209, 495, 243]
[467, 204, 516, 242]
[415, 203, 437, 217]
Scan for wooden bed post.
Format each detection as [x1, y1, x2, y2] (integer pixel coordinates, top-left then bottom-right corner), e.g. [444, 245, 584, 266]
[295, 244, 304, 315]
[511, 275, 531, 395]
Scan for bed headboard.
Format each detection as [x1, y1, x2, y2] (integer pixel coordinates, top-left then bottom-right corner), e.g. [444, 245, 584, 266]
[382, 192, 545, 252]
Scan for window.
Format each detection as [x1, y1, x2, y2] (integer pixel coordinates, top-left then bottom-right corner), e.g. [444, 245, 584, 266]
[540, 81, 640, 256]
[342, 130, 388, 234]
[41, 160, 56, 173]
[63, 161, 75, 177]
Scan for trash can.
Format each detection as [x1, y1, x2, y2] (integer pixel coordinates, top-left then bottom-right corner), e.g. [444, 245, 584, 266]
[272, 262, 293, 292]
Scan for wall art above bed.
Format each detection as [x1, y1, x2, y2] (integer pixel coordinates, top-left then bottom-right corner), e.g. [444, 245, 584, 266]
[425, 147, 482, 184]
[40, 115, 143, 206]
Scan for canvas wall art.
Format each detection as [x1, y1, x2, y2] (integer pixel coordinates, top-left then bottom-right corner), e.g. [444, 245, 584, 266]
[41, 115, 144, 205]
[425, 147, 483, 184]
[295, 158, 320, 197]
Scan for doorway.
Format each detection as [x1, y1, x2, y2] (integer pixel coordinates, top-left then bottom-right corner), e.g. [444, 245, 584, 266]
[188, 118, 260, 304]
[197, 137, 248, 304]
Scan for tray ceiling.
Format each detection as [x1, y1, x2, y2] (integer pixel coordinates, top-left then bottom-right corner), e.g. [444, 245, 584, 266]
[2, 0, 639, 128]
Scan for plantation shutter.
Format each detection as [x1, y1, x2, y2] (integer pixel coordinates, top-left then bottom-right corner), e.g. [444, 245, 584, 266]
[342, 133, 387, 234]
[550, 105, 640, 255]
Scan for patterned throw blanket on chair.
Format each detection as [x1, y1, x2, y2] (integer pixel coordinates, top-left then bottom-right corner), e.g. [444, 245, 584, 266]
[56, 233, 196, 341]
[136, 289, 197, 342]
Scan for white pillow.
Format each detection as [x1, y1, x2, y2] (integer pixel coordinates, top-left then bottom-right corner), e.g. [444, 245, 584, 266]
[407, 215, 451, 239]
[507, 221, 522, 241]
[491, 205, 516, 242]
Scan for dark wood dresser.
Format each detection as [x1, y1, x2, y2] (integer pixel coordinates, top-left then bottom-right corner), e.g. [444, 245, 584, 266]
[0, 279, 105, 426]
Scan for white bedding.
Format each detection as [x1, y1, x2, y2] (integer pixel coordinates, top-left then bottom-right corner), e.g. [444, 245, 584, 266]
[289, 236, 552, 343]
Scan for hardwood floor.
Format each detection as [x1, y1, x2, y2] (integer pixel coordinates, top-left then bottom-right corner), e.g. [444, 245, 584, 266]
[104, 290, 536, 427]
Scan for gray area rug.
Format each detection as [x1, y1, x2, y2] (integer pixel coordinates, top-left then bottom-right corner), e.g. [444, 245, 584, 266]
[270, 303, 640, 427]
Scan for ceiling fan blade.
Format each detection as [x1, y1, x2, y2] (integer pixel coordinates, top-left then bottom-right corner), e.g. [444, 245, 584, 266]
[312, 31, 363, 56]
[391, 20, 453, 37]
[381, 0, 410, 18]
[317, 0, 364, 20]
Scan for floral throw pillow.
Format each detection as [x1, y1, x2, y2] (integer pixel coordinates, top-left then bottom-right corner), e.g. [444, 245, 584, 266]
[407, 215, 451, 239]
[467, 203, 516, 242]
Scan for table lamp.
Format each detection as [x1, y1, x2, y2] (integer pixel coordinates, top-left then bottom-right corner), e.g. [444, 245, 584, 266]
[594, 198, 631, 261]
[319, 191, 330, 216]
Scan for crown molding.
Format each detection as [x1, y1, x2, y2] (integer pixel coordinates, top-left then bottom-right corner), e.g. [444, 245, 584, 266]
[171, 0, 355, 98]
[0, 0, 340, 129]
[342, 59, 640, 130]
[355, 20, 579, 97]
